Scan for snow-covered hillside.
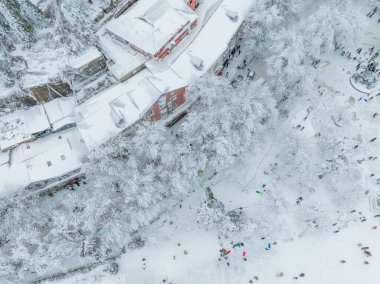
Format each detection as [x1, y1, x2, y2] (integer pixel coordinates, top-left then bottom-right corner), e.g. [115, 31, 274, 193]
[55, 2, 380, 283]
[0, 0, 114, 100]
[1, 0, 380, 283]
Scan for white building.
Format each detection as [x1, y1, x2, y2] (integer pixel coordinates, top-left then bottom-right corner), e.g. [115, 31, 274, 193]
[105, 0, 198, 59]
[171, 0, 252, 81]
[0, 97, 78, 152]
[99, 0, 198, 82]
[0, 127, 89, 196]
[76, 64, 187, 150]
[78, 0, 253, 150]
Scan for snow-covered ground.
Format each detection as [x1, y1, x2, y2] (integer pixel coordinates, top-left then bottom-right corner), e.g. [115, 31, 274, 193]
[53, 3, 380, 284]
[58, 209, 380, 284]
[2, 1, 380, 283]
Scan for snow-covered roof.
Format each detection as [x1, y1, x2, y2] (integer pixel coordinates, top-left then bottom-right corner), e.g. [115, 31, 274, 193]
[44, 97, 76, 132]
[145, 63, 187, 93]
[18, 49, 68, 88]
[76, 71, 146, 149]
[76, 65, 187, 149]
[105, 0, 198, 56]
[172, 0, 252, 81]
[70, 47, 103, 70]
[99, 33, 149, 81]
[0, 105, 50, 151]
[0, 127, 89, 196]
[25, 139, 84, 185]
[24, 105, 51, 135]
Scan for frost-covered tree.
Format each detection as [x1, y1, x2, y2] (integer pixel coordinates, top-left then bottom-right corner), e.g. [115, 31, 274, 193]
[328, 0, 364, 50]
[257, 0, 363, 102]
[242, 0, 307, 56]
[0, 0, 44, 44]
[51, 75, 277, 264]
[196, 187, 245, 234]
[182, 76, 277, 173]
[77, 119, 206, 255]
[266, 29, 316, 101]
[0, 0, 45, 92]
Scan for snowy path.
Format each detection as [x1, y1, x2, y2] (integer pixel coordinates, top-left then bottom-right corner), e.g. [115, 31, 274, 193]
[241, 103, 311, 194]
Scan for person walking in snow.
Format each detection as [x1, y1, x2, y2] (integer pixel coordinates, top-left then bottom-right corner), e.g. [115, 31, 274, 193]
[265, 243, 271, 250]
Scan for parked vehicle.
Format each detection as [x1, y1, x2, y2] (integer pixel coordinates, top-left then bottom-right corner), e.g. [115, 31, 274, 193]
[231, 74, 244, 88]
[247, 69, 255, 80]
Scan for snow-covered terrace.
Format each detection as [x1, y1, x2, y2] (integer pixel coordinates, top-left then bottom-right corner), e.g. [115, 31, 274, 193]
[171, 0, 252, 82]
[0, 105, 50, 151]
[18, 49, 68, 89]
[16, 47, 104, 91]
[69, 47, 103, 71]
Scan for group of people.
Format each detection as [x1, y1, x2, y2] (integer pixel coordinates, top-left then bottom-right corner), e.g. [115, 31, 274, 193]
[367, 58, 379, 73]
[218, 42, 242, 76]
[312, 59, 321, 68]
[366, 7, 377, 19]
[341, 43, 380, 79]
[218, 241, 247, 265]
[341, 243, 374, 266]
[362, 47, 379, 76]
